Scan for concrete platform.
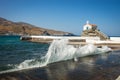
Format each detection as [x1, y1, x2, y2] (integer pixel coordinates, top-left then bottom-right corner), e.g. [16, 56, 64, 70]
[20, 36, 120, 50]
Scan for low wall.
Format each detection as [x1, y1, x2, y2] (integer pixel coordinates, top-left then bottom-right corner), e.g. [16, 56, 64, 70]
[110, 37, 120, 41]
[20, 36, 120, 50]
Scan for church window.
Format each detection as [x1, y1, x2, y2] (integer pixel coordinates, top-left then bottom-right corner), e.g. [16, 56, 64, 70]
[86, 26, 89, 30]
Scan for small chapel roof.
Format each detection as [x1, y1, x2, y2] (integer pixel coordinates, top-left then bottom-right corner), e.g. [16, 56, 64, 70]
[85, 21, 97, 27]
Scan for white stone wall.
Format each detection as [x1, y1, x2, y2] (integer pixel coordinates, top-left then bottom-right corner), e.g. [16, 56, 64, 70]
[110, 37, 120, 41]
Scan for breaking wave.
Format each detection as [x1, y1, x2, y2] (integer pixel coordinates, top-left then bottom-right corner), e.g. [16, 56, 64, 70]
[0, 39, 111, 74]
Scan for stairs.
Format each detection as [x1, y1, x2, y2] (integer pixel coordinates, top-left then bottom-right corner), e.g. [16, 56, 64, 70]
[95, 30, 109, 40]
[81, 29, 109, 40]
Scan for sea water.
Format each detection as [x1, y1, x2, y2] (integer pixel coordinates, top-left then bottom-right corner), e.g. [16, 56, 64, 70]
[0, 35, 113, 74]
[0, 36, 49, 73]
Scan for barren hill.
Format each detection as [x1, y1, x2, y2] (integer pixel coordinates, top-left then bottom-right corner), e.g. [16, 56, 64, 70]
[0, 17, 73, 36]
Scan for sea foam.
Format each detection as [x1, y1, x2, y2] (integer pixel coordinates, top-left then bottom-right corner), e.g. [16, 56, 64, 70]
[17, 39, 111, 69]
[0, 39, 111, 74]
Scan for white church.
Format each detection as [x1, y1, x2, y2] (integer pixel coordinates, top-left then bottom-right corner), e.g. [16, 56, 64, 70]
[81, 21, 109, 40]
[83, 21, 97, 31]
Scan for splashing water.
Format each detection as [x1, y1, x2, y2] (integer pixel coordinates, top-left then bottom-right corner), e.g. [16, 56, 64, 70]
[17, 39, 76, 69]
[17, 39, 111, 69]
[0, 39, 111, 74]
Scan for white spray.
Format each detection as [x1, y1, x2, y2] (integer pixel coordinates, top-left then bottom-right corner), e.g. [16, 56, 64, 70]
[17, 39, 111, 69]
[0, 39, 111, 74]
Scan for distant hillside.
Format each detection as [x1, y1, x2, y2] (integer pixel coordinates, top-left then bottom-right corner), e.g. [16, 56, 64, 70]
[0, 17, 73, 36]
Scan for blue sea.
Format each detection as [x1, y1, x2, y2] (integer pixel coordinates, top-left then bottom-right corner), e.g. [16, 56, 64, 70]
[0, 35, 49, 72]
[0, 35, 120, 80]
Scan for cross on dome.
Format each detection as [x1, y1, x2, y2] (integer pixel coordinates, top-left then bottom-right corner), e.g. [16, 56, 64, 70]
[86, 20, 89, 24]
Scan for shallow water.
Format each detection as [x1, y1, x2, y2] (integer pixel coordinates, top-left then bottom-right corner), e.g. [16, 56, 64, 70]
[0, 50, 120, 80]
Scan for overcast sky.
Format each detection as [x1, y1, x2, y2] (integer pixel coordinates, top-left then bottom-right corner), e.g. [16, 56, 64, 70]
[0, 0, 120, 36]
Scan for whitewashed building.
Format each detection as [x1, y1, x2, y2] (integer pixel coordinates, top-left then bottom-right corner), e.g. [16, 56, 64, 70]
[83, 21, 97, 31]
